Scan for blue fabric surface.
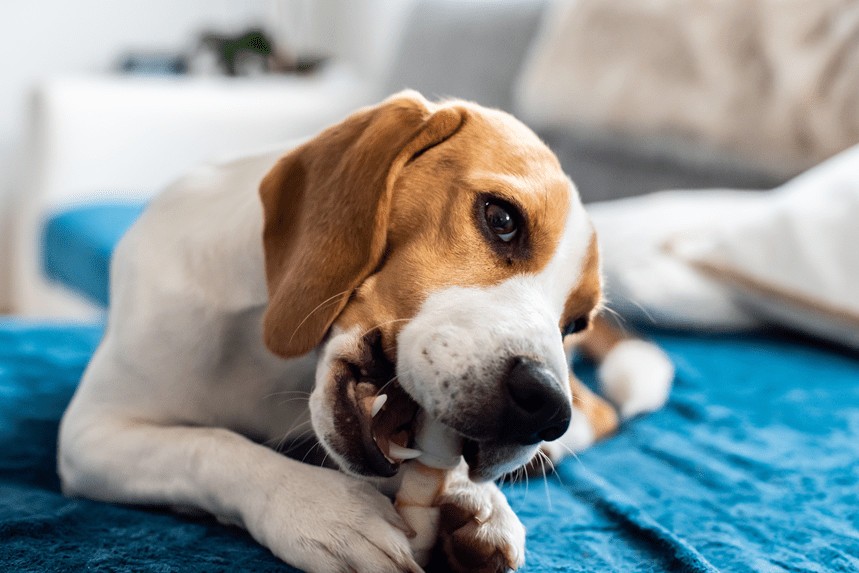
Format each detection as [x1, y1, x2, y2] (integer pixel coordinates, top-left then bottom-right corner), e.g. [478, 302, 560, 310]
[1, 320, 857, 572]
[41, 203, 147, 306]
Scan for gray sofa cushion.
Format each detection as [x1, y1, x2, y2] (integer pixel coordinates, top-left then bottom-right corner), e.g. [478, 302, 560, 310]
[385, 0, 786, 201]
[384, 0, 547, 113]
[541, 129, 785, 202]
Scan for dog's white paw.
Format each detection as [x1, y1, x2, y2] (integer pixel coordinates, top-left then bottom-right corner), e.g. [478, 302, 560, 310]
[598, 339, 674, 419]
[437, 478, 526, 572]
[251, 469, 421, 573]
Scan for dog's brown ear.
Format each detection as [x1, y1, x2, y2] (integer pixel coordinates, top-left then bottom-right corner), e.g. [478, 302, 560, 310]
[260, 91, 464, 357]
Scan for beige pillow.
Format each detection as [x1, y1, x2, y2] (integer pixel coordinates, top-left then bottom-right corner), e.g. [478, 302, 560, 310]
[517, 0, 859, 175]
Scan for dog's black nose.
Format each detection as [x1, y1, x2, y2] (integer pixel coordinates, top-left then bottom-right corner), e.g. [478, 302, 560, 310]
[501, 357, 572, 445]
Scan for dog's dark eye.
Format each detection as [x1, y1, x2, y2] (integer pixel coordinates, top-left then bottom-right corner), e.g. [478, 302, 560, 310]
[562, 316, 589, 337]
[485, 201, 517, 242]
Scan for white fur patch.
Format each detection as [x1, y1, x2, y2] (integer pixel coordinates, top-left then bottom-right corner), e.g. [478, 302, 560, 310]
[535, 179, 594, 315]
[598, 339, 674, 419]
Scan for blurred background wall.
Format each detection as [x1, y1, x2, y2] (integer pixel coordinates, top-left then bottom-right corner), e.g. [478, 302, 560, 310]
[3, 0, 857, 327]
[0, 1, 264, 309]
[1, 0, 264, 194]
[0, 0, 414, 312]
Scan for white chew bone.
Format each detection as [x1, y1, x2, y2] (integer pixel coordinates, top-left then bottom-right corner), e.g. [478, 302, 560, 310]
[395, 412, 462, 566]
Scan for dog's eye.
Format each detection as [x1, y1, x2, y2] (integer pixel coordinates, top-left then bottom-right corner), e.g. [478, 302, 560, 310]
[485, 201, 518, 242]
[562, 316, 589, 337]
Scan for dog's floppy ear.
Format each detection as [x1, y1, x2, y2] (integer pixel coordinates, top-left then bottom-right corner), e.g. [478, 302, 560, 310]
[260, 91, 464, 357]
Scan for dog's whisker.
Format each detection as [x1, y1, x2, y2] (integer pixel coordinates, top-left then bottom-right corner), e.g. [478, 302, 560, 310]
[287, 289, 352, 346]
[537, 450, 553, 511]
[550, 438, 584, 466]
[300, 440, 325, 465]
[277, 427, 316, 453]
[600, 306, 627, 328]
[554, 439, 579, 459]
[263, 429, 312, 452]
[601, 296, 650, 331]
[523, 462, 530, 499]
[268, 418, 314, 452]
[271, 429, 303, 455]
[276, 396, 312, 408]
[359, 318, 412, 339]
[373, 374, 399, 397]
[553, 439, 589, 480]
[541, 449, 558, 475]
[263, 390, 312, 400]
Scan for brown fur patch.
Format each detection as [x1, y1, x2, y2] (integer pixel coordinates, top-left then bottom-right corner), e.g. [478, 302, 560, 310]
[259, 92, 464, 357]
[569, 374, 619, 439]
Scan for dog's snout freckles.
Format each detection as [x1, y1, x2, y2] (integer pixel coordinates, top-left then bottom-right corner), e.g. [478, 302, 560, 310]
[396, 280, 571, 441]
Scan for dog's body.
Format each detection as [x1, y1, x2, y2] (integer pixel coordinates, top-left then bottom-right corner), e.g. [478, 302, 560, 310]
[59, 93, 672, 573]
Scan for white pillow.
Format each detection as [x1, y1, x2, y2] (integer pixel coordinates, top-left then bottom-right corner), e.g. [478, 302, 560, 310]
[588, 190, 766, 331]
[669, 145, 859, 349]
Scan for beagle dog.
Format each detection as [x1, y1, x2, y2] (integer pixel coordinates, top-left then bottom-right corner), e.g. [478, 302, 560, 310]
[58, 91, 672, 573]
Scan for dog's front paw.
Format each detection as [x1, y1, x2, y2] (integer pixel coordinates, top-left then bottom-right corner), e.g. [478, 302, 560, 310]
[436, 481, 525, 573]
[251, 469, 422, 573]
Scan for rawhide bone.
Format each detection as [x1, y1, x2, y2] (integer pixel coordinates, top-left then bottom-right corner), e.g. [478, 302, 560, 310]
[394, 411, 462, 566]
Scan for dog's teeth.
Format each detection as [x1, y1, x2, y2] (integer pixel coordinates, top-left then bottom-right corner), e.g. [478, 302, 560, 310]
[388, 443, 423, 461]
[371, 394, 388, 417]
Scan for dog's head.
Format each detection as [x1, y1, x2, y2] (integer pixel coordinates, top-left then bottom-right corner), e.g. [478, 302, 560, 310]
[260, 91, 601, 482]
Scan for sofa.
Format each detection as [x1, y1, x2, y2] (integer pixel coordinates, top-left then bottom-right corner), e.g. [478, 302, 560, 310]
[3, 2, 856, 572]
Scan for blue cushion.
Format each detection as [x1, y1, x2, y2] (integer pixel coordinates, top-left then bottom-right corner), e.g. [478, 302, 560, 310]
[1, 320, 857, 571]
[42, 202, 146, 306]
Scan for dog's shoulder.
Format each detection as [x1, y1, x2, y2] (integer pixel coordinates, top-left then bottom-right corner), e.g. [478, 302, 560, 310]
[113, 147, 292, 311]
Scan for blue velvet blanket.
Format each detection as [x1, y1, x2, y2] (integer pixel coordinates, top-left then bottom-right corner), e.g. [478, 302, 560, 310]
[1, 320, 857, 572]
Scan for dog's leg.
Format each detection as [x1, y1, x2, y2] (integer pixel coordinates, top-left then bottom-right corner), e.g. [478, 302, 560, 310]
[538, 317, 673, 466]
[435, 461, 526, 573]
[58, 414, 421, 573]
[578, 316, 674, 420]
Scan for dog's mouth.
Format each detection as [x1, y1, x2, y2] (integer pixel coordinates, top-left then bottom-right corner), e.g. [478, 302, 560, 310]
[349, 376, 484, 479]
[331, 329, 489, 479]
[333, 330, 422, 477]
[351, 376, 420, 476]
